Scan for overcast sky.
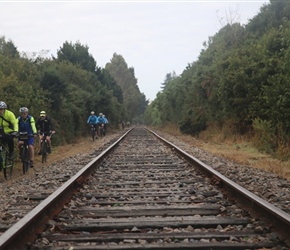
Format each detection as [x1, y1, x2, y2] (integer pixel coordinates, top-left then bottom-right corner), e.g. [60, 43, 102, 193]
[0, 0, 269, 101]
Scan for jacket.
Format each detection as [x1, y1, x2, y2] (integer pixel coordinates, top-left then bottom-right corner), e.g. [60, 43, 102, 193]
[97, 116, 106, 124]
[87, 115, 98, 125]
[18, 115, 37, 135]
[36, 116, 54, 132]
[0, 110, 18, 134]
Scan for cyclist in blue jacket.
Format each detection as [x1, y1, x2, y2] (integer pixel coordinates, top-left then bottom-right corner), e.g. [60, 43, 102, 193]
[103, 114, 108, 136]
[17, 107, 37, 167]
[87, 111, 98, 130]
[97, 113, 106, 136]
[97, 113, 106, 124]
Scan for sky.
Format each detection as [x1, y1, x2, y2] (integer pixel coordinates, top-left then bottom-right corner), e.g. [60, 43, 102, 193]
[0, 0, 269, 102]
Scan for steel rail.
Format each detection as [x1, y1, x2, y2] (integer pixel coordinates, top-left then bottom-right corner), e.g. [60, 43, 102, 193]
[1, 126, 290, 248]
[0, 129, 132, 250]
[148, 127, 290, 244]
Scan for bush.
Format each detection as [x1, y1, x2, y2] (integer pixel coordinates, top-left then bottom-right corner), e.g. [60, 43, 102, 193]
[179, 116, 207, 136]
[252, 118, 276, 154]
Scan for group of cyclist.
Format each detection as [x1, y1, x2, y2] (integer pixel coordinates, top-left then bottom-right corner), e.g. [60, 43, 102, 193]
[87, 111, 108, 137]
[0, 102, 109, 169]
[0, 101, 55, 168]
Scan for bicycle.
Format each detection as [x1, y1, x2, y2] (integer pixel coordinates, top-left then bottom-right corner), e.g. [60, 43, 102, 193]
[0, 134, 14, 180]
[90, 125, 96, 141]
[39, 133, 51, 163]
[19, 132, 32, 174]
[99, 123, 105, 138]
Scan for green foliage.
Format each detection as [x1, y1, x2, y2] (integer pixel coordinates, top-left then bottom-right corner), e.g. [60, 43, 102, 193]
[0, 36, 19, 59]
[98, 68, 124, 104]
[179, 114, 207, 136]
[56, 41, 97, 72]
[105, 53, 148, 121]
[144, 98, 162, 126]
[0, 52, 49, 115]
[1, 39, 147, 147]
[145, 0, 290, 158]
[252, 118, 276, 153]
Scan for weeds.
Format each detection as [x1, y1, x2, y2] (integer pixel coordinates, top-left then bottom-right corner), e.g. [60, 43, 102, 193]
[156, 124, 290, 181]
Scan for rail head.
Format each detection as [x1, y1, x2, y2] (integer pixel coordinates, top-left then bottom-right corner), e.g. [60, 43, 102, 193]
[147, 127, 290, 243]
[0, 128, 133, 250]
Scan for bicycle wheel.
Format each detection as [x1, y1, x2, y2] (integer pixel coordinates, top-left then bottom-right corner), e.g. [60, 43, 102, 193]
[0, 150, 4, 173]
[42, 141, 47, 163]
[3, 151, 13, 180]
[91, 128, 95, 141]
[100, 127, 104, 138]
[21, 147, 29, 174]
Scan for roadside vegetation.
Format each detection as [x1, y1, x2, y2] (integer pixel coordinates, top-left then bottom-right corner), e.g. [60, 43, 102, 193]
[0, 40, 147, 146]
[158, 124, 290, 181]
[145, 0, 290, 164]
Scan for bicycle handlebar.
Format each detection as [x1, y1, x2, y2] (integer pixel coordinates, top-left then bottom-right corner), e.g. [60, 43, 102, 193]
[18, 132, 34, 140]
[0, 133, 17, 139]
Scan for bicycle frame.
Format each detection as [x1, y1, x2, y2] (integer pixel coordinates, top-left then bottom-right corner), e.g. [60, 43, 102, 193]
[99, 124, 105, 138]
[0, 136, 14, 180]
[19, 132, 31, 174]
[90, 125, 96, 141]
[40, 134, 48, 163]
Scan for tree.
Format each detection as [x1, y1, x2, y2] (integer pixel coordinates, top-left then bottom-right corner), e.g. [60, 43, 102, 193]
[0, 36, 19, 59]
[56, 41, 97, 72]
[105, 53, 148, 120]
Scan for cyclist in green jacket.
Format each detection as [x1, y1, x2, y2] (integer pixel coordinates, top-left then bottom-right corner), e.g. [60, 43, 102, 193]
[0, 101, 18, 160]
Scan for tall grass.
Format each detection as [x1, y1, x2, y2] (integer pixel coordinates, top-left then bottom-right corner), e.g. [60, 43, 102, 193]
[154, 123, 290, 181]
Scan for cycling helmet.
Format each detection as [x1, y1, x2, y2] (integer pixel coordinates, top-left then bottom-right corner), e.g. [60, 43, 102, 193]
[91, 111, 95, 115]
[40, 111, 46, 116]
[19, 107, 29, 113]
[0, 101, 7, 109]
[99, 113, 103, 116]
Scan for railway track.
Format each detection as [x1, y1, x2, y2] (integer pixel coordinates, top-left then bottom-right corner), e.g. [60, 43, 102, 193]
[0, 127, 289, 249]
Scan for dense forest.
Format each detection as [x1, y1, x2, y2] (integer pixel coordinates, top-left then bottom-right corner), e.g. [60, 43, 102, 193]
[145, 0, 290, 159]
[0, 40, 148, 145]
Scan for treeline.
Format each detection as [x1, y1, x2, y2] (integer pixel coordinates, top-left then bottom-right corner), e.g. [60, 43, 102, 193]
[145, 0, 290, 158]
[0, 39, 148, 145]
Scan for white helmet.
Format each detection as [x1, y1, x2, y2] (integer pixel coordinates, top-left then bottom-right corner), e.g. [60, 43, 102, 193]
[91, 111, 95, 115]
[19, 107, 29, 113]
[0, 101, 7, 109]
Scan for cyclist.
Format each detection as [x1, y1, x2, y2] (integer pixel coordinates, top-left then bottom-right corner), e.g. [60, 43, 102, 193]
[97, 112, 106, 136]
[0, 101, 18, 160]
[17, 107, 37, 167]
[103, 114, 109, 136]
[36, 111, 55, 154]
[87, 111, 98, 137]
